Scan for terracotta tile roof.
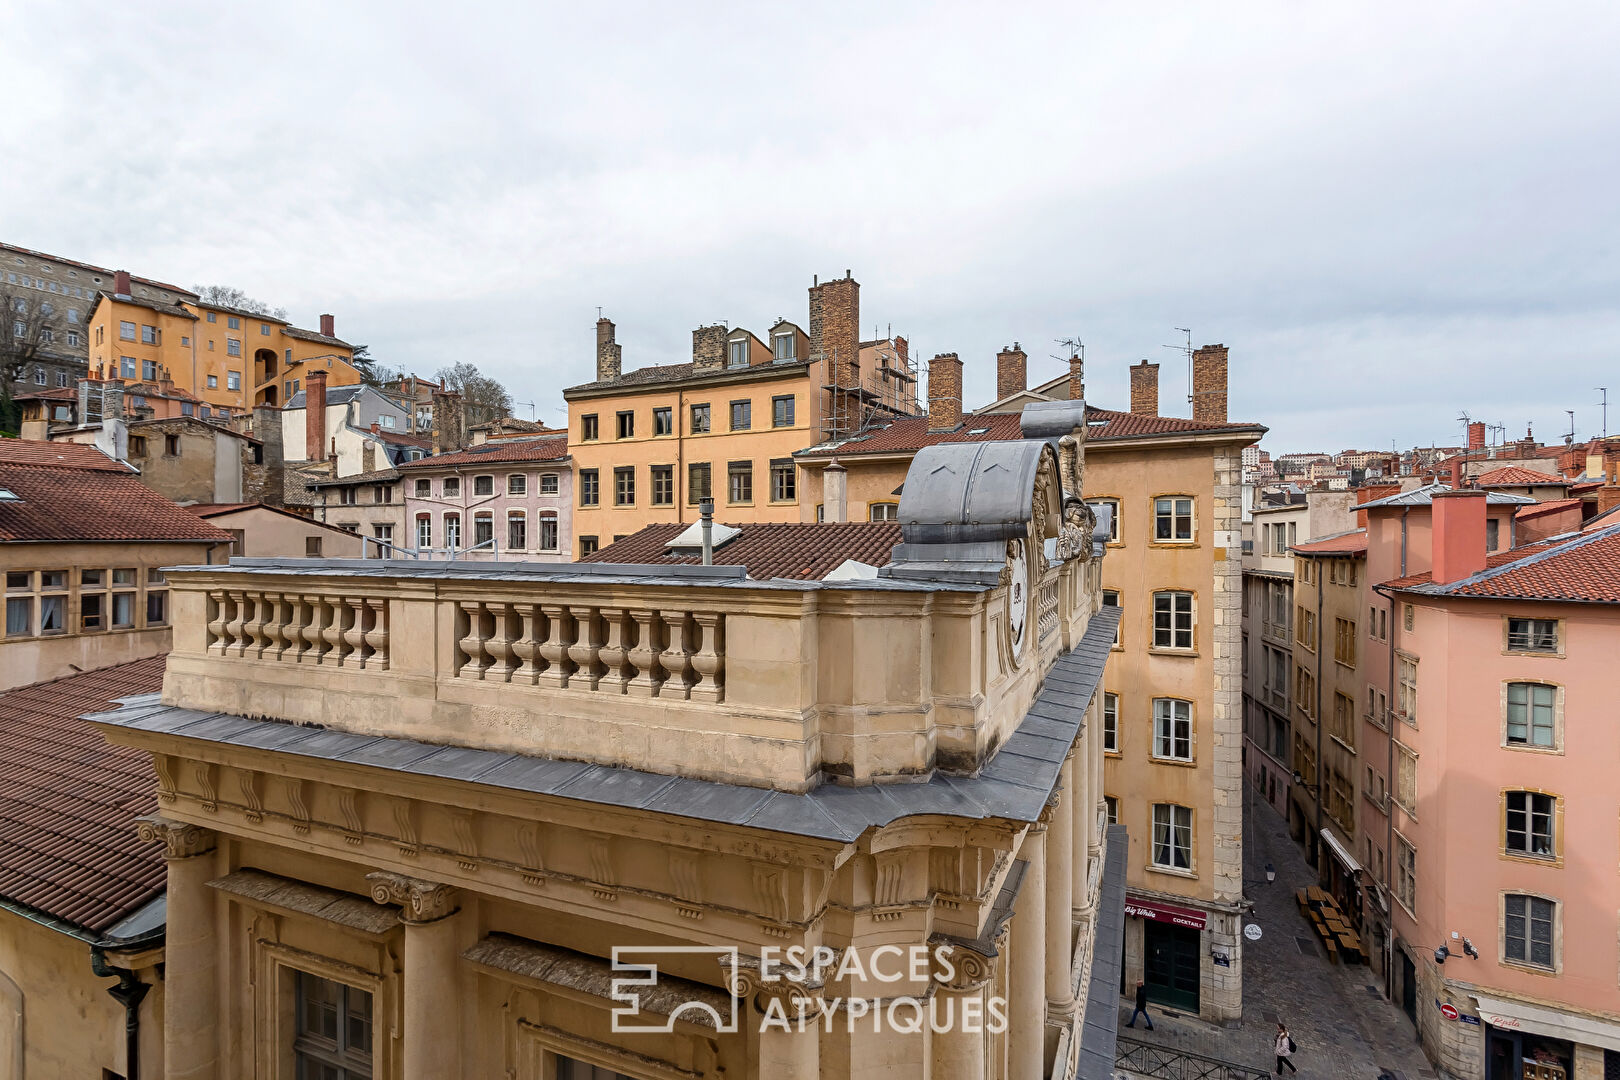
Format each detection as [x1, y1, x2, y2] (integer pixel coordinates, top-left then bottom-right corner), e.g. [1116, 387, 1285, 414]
[1516, 497, 1584, 521]
[305, 467, 403, 488]
[1476, 466, 1564, 487]
[0, 441, 235, 543]
[1291, 528, 1368, 556]
[281, 325, 354, 349]
[564, 359, 811, 396]
[13, 386, 78, 402]
[0, 438, 128, 471]
[795, 407, 1263, 459]
[1384, 525, 1620, 602]
[396, 435, 569, 469]
[373, 430, 430, 449]
[0, 656, 167, 934]
[91, 291, 200, 321]
[583, 521, 904, 580]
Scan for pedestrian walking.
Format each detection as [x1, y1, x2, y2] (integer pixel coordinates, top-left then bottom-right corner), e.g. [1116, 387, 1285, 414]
[1275, 1022, 1298, 1075]
[1126, 980, 1154, 1030]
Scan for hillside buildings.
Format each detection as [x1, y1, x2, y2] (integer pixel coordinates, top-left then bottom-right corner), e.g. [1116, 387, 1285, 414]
[89, 415, 1127, 1079]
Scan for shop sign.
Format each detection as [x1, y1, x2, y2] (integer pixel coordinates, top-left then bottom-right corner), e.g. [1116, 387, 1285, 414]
[1123, 896, 1208, 930]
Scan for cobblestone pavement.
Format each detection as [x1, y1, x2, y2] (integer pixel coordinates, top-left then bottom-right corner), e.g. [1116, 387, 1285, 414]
[1116, 780, 1436, 1080]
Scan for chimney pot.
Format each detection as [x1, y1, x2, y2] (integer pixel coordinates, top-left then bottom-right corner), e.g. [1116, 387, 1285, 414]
[927, 353, 964, 433]
[595, 317, 622, 382]
[319, 313, 335, 338]
[1129, 360, 1160, 416]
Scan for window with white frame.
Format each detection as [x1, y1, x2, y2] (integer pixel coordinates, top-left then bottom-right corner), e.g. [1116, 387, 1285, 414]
[1503, 894, 1555, 970]
[1152, 698, 1193, 760]
[507, 473, 527, 496]
[539, 473, 559, 495]
[507, 512, 526, 551]
[1103, 692, 1118, 752]
[414, 478, 431, 498]
[416, 515, 432, 549]
[473, 475, 494, 496]
[1153, 496, 1194, 542]
[1505, 682, 1557, 748]
[444, 514, 461, 549]
[1152, 591, 1193, 650]
[473, 512, 494, 547]
[1088, 498, 1120, 543]
[1151, 804, 1192, 870]
[538, 513, 559, 551]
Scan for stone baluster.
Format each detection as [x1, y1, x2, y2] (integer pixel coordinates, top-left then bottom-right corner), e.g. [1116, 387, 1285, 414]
[340, 598, 367, 666]
[321, 597, 347, 662]
[598, 607, 632, 694]
[511, 605, 540, 684]
[300, 595, 327, 663]
[362, 597, 389, 669]
[626, 609, 662, 697]
[242, 592, 268, 658]
[537, 604, 573, 688]
[689, 612, 724, 703]
[659, 611, 694, 699]
[457, 601, 491, 678]
[259, 592, 284, 659]
[567, 607, 603, 690]
[206, 590, 229, 654]
[485, 603, 516, 683]
[281, 596, 306, 660]
[225, 590, 250, 655]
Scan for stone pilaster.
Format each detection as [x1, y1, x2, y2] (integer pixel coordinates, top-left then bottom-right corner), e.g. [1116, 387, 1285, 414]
[931, 944, 998, 1080]
[367, 872, 462, 1080]
[1008, 826, 1046, 1080]
[136, 815, 218, 1080]
[722, 955, 824, 1080]
[1044, 769, 1075, 1015]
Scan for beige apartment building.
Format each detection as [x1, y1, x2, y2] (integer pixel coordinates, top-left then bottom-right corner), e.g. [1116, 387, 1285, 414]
[796, 348, 1264, 1021]
[91, 408, 1131, 1079]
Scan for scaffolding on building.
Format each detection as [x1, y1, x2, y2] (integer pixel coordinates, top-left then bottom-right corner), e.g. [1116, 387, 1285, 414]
[818, 334, 921, 446]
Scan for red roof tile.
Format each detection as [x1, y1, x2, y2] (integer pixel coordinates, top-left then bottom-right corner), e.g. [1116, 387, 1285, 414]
[0, 441, 235, 543]
[1476, 465, 1564, 487]
[1384, 526, 1620, 602]
[583, 521, 903, 580]
[1516, 497, 1584, 520]
[396, 435, 569, 469]
[795, 407, 1262, 459]
[0, 656, 167, 933]
[1292, 529, 1368, 556]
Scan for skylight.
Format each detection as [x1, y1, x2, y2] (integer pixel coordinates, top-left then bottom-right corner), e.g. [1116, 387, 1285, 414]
[0, 487, 20, 502]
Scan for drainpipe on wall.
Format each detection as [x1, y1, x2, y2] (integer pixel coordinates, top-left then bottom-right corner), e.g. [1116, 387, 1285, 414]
[1313, 557, 1325, 872]
[90, 948, 149, 1080]
[1375, 578, 1400, 1003]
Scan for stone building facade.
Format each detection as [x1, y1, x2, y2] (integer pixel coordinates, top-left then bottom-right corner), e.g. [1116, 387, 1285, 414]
[92, 415, 1128, 1079]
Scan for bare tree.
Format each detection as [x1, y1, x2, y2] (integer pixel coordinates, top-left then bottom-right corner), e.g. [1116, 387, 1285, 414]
[435, 361, 514, 427]
[0, 285, 60, 432]
[192, 284, 288, 321]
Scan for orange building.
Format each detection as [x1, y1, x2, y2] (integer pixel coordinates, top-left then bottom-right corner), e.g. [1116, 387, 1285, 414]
[86, 270, 360, 418]
[561, 272, 919, 555]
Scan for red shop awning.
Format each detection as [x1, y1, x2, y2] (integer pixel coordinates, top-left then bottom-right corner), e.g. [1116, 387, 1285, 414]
[1124, 895, 1209, 930]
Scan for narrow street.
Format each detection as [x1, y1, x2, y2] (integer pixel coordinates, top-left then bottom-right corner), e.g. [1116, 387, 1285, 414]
[1117, 779, 1437, 1080]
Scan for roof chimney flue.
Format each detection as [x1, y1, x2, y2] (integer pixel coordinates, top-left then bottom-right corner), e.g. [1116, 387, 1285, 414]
[996, 343, 1027, 400]
[113, 270, 131, 298]
[1130, 359, 1160, 416]
[927, 353, 963, 433]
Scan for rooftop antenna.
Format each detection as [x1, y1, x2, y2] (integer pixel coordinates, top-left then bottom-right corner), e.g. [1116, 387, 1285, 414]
[1565, 410, 1577, 446]
[1163, 328, 1193, 407]
[1598, 387, 1609, 438]
[596, 306, 602, 319]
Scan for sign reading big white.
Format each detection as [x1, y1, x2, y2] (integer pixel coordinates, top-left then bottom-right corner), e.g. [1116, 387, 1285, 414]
[1123, 895, 1209, 930]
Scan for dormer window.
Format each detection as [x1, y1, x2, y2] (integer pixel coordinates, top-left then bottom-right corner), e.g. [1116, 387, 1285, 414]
[773, 332, 795, 361]
[727, 339, 748, 369]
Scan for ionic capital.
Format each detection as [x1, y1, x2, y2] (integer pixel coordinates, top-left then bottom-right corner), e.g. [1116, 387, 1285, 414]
[930, 940, 998, 993]
[366, 870, 458, 923]
[719, 953, 827, 1023]
[136, 814, 217, 859]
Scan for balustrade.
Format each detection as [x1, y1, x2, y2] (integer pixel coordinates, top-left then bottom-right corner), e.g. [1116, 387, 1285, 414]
[452, 600, 724, 701]
[1037, 572, 1060, 642]
[204, 589, 388, 669]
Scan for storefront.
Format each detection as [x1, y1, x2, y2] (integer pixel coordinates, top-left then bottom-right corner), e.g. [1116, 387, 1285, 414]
[1317, 825, 1362, 928]
[1125, 895, 1207, 1013]
[1473, 992, 1620, 1080]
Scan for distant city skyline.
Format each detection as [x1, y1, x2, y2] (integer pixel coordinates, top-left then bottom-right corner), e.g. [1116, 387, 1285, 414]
[6, 3, 1618, 450]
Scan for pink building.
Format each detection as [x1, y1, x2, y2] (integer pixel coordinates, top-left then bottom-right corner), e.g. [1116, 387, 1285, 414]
[398, 435, 572, 561]
[1368, 489, 1620, 1079]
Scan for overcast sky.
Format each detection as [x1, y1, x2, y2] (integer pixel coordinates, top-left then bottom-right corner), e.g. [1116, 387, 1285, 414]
[6, 2, 1619, 453]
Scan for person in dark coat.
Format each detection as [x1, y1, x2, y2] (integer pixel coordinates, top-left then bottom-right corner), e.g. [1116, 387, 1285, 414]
[1126, 980, 1154, 1030]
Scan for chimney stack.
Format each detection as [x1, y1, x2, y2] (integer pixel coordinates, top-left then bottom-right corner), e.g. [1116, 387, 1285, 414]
[319, 313, 335, 338]
[1191, 344, 1228, 424]
[595, 317, 622, 382]
[113, 270, 131, 298]
[1068, 353, 1085, 402]
[305, 370, 328, 463]
[1449, 457, 1464, 490]
[692, 324, 727, 373]
[432, 389, 463, 456]
[808, 272, 861, 427]
[996, 343, 1027, 400]
[1467, 421, 1486, 450]
[927, 353, 963, 433]
[1431, 489, 1488, 584]
[1129, 360, 1160, 416]
[823, 461, 848, 522]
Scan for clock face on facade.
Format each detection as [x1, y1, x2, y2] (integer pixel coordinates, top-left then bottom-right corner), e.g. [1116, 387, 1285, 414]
[1007, 539, 1029, 661]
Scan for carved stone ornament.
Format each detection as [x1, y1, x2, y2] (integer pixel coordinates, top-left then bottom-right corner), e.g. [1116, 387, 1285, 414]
[930, 940, 998, 993]
[365, 870, 458, 923]
[1005, 539, 1030, 662]
[135, 814, 217, 859]
[720, 953, 827, 1021]
[1054, 499, 1094, 563]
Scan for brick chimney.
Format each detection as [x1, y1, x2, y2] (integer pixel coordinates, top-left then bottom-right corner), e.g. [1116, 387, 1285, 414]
[927, 353, 963, 432]
[1129, 360, 1159, 416]
[1431, 489, 1488, 584]
[996, 343, 1027, 400]
[808, 272, 861, 427]
[113, 270, 131, 298]
[1191, 344, 1228, 424]
[432, 389, 463, 456]
[319, 313, 335, 338]
[1449, 457, 1464, 490]
[305, 369, 328, 463]
[692, 324, 727, 374]
[1599, 463, 1620, 517]
[1467, 422, 1485, 450]
[1068, 353, 1085, 402]
[595, 317, 622, 382]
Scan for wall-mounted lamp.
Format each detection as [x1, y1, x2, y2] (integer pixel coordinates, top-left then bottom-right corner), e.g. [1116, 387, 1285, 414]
[1265, 862, 1276, 884]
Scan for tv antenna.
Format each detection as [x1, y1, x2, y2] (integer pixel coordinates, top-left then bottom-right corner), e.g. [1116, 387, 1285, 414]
[1565, 410, 1577, 445]
[1163, 328, 1193, 406]
[1598, 387, 1609, 438]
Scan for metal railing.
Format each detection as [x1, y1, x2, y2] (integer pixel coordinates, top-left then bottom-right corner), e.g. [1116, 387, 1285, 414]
[1116, 1036, 1272, 1080]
